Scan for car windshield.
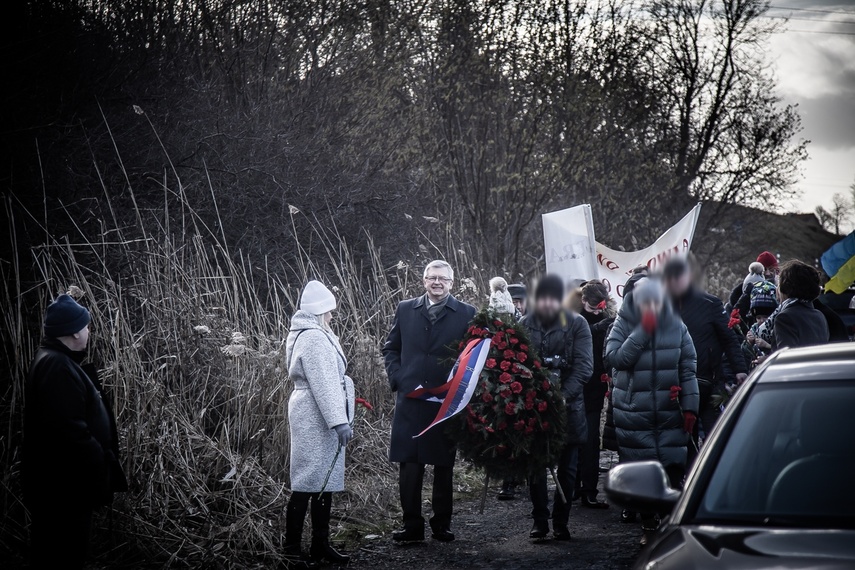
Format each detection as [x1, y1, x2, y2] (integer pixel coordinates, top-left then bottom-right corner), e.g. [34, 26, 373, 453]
[693, 382, 855, 528]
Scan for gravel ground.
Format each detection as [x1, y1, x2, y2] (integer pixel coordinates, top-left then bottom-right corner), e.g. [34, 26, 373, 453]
[344, 452, 640, 570]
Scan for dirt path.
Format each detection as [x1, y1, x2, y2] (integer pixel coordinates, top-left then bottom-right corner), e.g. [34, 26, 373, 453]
[344, 455, 640, 570]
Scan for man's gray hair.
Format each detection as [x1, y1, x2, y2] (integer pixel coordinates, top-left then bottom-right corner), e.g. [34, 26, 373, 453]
[423, 260, 454, 280]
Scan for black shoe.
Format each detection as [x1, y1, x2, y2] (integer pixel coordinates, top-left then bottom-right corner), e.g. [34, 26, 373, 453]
[431, 528, 455, 542]
[497, 482, 516, 501]
[282, 545, 320, 569]
[392, 528, 425, 543]
[553, 526, 572, 541]
[580, 495, 610, 510]
[530, 520, 550, 540]
[310, 539, 350, 564]
[620, 509, 637, 524]
[572, 488, 581, 502]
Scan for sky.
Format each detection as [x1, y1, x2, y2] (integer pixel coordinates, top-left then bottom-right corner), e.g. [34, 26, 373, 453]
[766, 1, 855, 229]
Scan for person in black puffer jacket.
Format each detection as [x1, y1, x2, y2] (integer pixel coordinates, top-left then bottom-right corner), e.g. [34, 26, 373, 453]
[521, 275, 593, 542]
[606, 278, 699, 544]
[566, 281, 615, 509]
[664, 258, 747, 455]
[23, 294, 127, 570]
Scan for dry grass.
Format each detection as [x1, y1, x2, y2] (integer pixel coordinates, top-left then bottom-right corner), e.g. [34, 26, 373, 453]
[0, 152, 487, 567]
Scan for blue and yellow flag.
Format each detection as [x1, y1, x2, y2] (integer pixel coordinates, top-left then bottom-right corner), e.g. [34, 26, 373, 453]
[821, 231, 855, 294]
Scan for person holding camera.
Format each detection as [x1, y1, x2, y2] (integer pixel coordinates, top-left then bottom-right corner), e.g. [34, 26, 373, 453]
[520, 275, 593, 542]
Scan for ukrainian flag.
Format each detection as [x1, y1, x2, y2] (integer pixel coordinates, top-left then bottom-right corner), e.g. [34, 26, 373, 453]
[821, 231, 855, 294]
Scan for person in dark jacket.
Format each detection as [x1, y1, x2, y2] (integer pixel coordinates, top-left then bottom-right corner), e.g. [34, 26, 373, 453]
[757, 260, 830, 352]
[606, 278, 699, 544]
[728, 251, 779, 311]
[664, 258, 747, 448]
[383, 260, 476, 543]
[566, 280, 614, 509]
[23, 294, 127, 570]
[521, 275, 593, 541]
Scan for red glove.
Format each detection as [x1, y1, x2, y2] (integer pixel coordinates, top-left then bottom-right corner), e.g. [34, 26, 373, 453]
[683, 411, 697, 434]
[641, 310, 658, 335]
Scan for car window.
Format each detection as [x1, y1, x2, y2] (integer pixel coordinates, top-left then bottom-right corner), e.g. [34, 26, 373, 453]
[693, 382, 855, 528]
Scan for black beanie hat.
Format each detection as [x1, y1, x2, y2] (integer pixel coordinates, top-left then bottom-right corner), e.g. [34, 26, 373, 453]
[534, 275, 564, 302]
[43, 294, 91, 337]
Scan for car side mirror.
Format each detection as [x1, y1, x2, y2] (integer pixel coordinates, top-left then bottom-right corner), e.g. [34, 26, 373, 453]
[605, 461, 681, 514]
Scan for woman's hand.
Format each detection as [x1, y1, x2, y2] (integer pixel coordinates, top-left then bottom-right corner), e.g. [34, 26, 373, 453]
[333, 423, 353, 447]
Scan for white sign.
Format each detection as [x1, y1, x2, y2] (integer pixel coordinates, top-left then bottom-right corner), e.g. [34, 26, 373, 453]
[543, 204, 702, 306]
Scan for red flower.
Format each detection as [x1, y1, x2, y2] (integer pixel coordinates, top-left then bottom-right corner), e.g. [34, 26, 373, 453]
[497, 421, 507, 431]
[517, 352, 527, 362]
[730, 308, 741, 319]
[541, 421, 550, 431]
[514, 420, 525, 431]
[481, 392, 494, 403]
[524, 426, 534, 435]
[534, 360, 542, 370]
[485, 426, 495, 433]
[528, 418, 536, 427]
[520, 344, 528, 352]
[605, 390, 611, 399]
[467, 405, 476, 417]
[600, 373, 611, 383]
[510, 381, 523, 394]
[537, 401, 548, 412]
[524, 400, 534, 410]
[500, 360, 512, 371]
[727, 317, 741, 329]
[503, 349, 516, 360]
[670, 385, 682, 401]
[494, 331, 505, 341]
[485, 358, 497, 369]
[494, 319, 503, 326]
[495, 341, 508, 350]
[505, 402, 517, 415]
[355, 397, 374, 411]
[498, 388, 511, 399]
[542, 380, 551, 391]
[506, 328, 516, 334]
[509, 336, 519, 345]
[525, 390, 536, 401]
[499, 372, 513, 384]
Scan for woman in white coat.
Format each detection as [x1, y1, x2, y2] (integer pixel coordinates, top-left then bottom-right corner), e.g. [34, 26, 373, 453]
[284, 280, 355, 566]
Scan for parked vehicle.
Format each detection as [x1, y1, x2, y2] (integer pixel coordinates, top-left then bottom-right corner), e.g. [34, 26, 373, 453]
[606, 343, 855, 569]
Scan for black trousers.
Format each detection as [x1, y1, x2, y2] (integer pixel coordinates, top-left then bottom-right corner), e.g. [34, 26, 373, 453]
[285, 491, 333, 546]
[641, 464, 685, 525]
[530, 446, 579, 527]
[688, 380, 720, 467]
[30, 503, 93, 570]
[399, 462, 454, 531]
[578, 408, 603, 498]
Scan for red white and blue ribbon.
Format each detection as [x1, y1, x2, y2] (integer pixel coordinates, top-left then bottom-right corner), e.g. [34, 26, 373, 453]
[406, 337, 492, 437]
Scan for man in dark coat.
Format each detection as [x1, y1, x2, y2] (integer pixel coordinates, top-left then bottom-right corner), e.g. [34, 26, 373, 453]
[23, 294, 127, 570]
[521, 275, 593, 541]
[769, 260, 830, 351]
[664, 258, 747, 450]
[383, 260, 476, 543]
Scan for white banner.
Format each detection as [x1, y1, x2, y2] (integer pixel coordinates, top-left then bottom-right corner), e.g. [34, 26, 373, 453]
[543, 204, 702, 306]
[542, 204, 599, 283]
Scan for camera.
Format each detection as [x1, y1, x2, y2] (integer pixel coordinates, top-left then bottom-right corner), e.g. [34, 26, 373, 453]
[541, 355, 567, 370]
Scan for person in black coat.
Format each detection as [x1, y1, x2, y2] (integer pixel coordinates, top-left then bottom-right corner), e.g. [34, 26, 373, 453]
[383, 260, 476, 543]
[23, 294, 127, 570]
[767, 260, 830, 351]
[521, 275, 593, 541]
[664, 258, 747, 448]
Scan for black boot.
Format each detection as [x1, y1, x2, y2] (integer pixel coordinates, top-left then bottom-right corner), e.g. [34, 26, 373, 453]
[284, 492, 319, 569]
[497, 480, 516, 501]
[530, 520, 550, 540]
[310, 492, 350, 565]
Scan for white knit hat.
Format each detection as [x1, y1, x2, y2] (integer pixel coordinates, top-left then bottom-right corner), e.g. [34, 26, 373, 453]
[488, 277, 516, 314]
[300, 280, 337, 315]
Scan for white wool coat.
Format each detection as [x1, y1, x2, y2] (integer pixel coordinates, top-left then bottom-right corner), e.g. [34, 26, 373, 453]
[285, 311, 355, 492]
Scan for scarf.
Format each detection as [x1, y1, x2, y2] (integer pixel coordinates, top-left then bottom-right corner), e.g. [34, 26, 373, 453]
[428, 295, 449, 324]
[757, 297, 813, 346]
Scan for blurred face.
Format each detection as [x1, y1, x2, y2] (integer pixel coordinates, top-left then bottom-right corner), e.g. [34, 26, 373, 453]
[755, 314, 769, 326]
[665, 271, 691, 297]
[535, 296, 561, 322]
[638, 299, 663, 315]
[582, 297, 603, 315]
[513, 298, 527, 315]
[424, 266, 453, 302]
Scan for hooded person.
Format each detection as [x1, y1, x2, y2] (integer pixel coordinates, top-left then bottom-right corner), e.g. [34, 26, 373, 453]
[24, 293, 127, 570]
[605, 278, 700, 545]
[284, 280, 355, 567]
[488, 277, 517, 317]
[521, 275, 593, 541]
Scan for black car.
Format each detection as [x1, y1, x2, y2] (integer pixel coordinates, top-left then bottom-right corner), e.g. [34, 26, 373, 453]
[606, 343, 855, 569]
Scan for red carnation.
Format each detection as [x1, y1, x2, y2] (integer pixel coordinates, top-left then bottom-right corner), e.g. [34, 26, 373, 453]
[494, 319, 503, 326]
[524, 426, 534, 435]
[517, 352, 527, 362]
[505, 402, 517, 415]
[506, 328, 516, 334]
[524, 400, 534, 410]
[514, 420, 525, 431]
[509, 337, 519, 345]
[503, 349, 516, 360]
[495, 341, 508, 350]
[482, 392, 494, 403]
[537, 401, 548, 412]
[670, 385, 682, 401]
[534, 360, 542, 370]
[520, 368, 533, 379]
[494, 330, 504, 340]
[520, 344, 528, 352]
[485, 358, 497, 369]
[600, 373, 611, 383]
[499, 372, 513, 384]
[511, 381, 523, 394]
[485, 426, 495, 433]
[541, 421, 550, 431]
[499, 388, 511, 399]
[542, 380, 551, 391]
[525, 390, 536, 401]
[500, 360, 512, 371]
[497, 421, 507, 431]
[605, 390, 611, 399]
[356, 397, 374, 411]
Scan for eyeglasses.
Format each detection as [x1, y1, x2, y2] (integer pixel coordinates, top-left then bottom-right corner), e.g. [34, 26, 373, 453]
[425, 275, 452, 283]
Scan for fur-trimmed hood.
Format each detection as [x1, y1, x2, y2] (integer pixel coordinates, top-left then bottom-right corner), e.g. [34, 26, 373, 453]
[565, 288, 617, 318]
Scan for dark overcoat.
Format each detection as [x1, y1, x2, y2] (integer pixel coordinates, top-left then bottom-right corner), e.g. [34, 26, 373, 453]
[23, 338, 127, 510]
[773, 300, 830, 350]
[383, 294, 476, 466]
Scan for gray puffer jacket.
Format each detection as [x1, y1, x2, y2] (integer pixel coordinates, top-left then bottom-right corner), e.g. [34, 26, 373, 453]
[605, 294, 699, 467]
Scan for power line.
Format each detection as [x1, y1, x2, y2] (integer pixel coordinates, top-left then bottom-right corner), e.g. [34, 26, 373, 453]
[762, 14, 855, 25]
[769, 5, 855, 16]
[785, 27, 855, 36]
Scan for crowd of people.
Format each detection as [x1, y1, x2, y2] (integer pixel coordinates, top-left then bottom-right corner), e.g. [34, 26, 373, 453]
[21, 252, 849, 569]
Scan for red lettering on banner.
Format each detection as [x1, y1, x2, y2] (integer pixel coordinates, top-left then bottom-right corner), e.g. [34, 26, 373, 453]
[597, 252, 619, 271]
[616, 285, 625, 298]
[682, 238, 689, 252]
[601, 278, 611, 293]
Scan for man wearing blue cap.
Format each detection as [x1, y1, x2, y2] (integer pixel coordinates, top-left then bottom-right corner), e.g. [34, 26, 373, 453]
[23, 293, 126, 569]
